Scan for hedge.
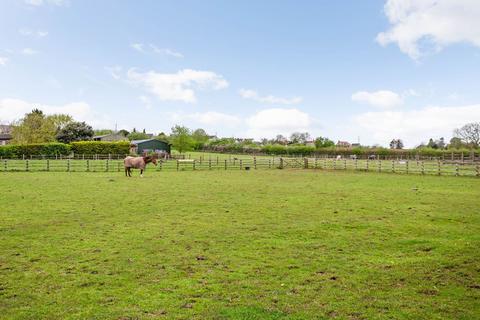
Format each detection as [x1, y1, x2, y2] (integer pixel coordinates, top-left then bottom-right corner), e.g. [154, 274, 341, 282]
[0, 143, 71, 158]
[70, 141, 130, 155]
[203, 143, 478, 158]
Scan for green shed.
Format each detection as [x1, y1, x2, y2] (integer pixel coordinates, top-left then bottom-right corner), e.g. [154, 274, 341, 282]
[130, 139, 171, 155]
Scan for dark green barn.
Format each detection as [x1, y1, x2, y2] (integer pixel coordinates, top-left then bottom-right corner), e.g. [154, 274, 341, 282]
[130, 139, 171, 155]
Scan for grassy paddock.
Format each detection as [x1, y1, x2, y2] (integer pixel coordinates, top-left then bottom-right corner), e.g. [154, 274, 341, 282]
[0, 170, 479, 319]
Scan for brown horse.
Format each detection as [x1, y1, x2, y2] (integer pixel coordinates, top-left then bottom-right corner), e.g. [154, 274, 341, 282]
[124, 155, 158, 177]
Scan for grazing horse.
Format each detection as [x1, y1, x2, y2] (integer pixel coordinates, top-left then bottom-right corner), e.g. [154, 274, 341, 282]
[124, 155, 157, 177]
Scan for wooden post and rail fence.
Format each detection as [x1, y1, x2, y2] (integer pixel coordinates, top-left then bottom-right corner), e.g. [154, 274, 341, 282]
[0, 156, 479, 177]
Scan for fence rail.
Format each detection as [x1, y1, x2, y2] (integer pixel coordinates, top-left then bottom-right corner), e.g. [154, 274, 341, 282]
[1, 157, 478, 177]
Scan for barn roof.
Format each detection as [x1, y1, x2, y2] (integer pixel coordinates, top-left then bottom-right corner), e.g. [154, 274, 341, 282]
[131, 138, 171, 145]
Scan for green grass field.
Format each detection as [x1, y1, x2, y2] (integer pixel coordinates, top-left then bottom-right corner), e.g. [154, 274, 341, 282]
[1, 170, 479, 319]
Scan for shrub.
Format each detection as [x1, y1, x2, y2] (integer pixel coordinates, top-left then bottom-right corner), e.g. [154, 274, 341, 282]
[0, 143, 71, 158]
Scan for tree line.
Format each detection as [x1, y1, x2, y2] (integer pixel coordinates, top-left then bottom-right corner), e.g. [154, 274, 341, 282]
[4, 109, 479, 154]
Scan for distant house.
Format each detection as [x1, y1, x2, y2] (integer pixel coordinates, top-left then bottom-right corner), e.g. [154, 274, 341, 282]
[336, 140, 351, 148]
[130, 139, 171, 155]
[351, 143, 361, 148]
[305, 140, 316, 147]
[0, 125, 12, 145]
[93, 133, 128, 142]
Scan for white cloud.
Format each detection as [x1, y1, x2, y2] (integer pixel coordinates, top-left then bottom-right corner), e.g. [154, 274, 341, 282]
[127, 68, 228, 103]
[131, 43, 183, 58]
[21, 48, 39, 55]
[377, 0, 480, 59]
[25, 0, 67, 6]
[353, 104, 480, 147]
[19, 28, 48, 37]
[239, 89, 302, 105]
[149, 44, 183, 58]
[352, 90, 403, 109]
[0, 56, 8, 66]
[166, 111, 241, 129]
[0, 98, 111, 128]
[130, 43, 145, 53]
[246, 108, 313, 138]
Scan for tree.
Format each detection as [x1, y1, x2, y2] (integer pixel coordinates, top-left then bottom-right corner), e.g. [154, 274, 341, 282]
[118, 129, 130, 137]
[437, 137, 446, 149]
[155, 132, 169, 142]
[49, 114, 73, 132]
[274, 134, 288, 145]
[454, 122, 480, 148]
[448, 137, 465, 149]
[128, 131, 150, 141]
[94, 129, 113, 136]
[56, 121, 94, 143]
[289, 132, 310, 144]
[315, 137, 335, 148]
[11, 109, 57, 144]
[427, 138, 438, 149]
[389, 139, 404, 149]
[170, 125, 194, 153]
[191, 128, 209, 150]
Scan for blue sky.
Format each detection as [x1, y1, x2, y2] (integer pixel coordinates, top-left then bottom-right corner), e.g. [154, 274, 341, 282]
[1, 0, 479, 147]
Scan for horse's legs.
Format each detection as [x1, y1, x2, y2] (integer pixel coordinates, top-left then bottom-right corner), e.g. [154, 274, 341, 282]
[125, 167, 128, 177]
[128, 167, 132, 177]
[140, 169, 144, 178]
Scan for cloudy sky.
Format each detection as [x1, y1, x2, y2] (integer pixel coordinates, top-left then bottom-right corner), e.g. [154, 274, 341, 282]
[0, 0, 479, 147]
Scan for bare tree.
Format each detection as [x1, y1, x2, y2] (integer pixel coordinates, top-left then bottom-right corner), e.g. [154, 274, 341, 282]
[454, 122, 480, 148]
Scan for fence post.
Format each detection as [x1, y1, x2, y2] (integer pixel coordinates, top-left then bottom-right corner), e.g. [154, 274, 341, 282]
[106, 159, 109, 172]
[392, 160, 395, 173]
[117, 162, 120, 172]
[46, 159, 50, 172]
[366, 159, 369, 171]
[304, 158, 308, 169]
[86, 160, 90, 172]
[26, 160, 29, 172]
[67, 159, 70, 172]
[240, 159, 243, 170]
[224, 159, 227, 170]
[216, 156, 219, 165]
[208, 159, 212, 170]
[344, 159, 347, 170]
[254, 157, 257, 169]
[476, 164, 479, 177]
[455, 163, 459, 176]
[421, 161, 425, 175]
[355, 159, 358, 170]
[269, 159, 271, 169]
[280, 157, 284, 169]
[176, 160, 179, 171]
[437, 160, 441, 176]
[333, 159, 336, 170]
[324, 158, 327, 169]
[378, 160, 381, 173]
[314, 157, 318, 169]
[4, 159, 7, 171]
[406, 160, 409, 174]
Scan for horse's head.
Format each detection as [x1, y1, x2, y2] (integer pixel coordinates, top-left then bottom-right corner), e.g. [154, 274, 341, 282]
[146, 154, 158, 166]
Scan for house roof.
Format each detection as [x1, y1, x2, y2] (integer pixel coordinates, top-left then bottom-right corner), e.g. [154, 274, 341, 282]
[0, 133, 12, 140]
[131, 138, 171, 145]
